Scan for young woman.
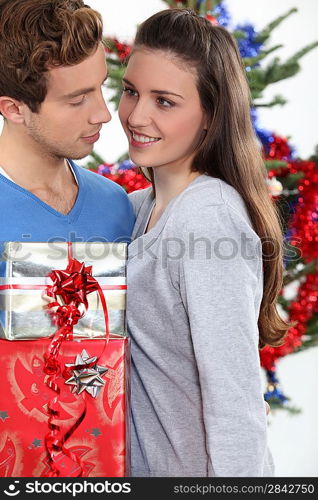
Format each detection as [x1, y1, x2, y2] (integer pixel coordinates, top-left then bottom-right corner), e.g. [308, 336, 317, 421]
[118, 8, 290, 477]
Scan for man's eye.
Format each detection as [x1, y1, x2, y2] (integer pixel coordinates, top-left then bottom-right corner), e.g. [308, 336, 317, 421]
[70, 96, 86, 106]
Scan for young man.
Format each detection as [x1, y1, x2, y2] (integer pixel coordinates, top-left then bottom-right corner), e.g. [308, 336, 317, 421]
[0, 0, 134, 243]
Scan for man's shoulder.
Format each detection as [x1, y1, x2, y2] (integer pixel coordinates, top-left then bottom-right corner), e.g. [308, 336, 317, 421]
[71, 161, 129, 198]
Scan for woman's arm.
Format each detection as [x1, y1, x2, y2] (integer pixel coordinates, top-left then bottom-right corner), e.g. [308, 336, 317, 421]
[178, 203, 270, 477]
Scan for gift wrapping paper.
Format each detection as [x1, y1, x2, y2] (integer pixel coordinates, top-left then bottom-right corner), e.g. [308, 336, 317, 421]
[0, 242, 127, 340]
[0, 336, 130, 477]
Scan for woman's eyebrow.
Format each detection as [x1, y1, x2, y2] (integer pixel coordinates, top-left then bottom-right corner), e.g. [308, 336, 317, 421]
[122, 77, 184, 99]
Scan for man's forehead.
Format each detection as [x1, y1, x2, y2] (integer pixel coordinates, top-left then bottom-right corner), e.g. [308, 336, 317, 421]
[45, 44, 107, 99]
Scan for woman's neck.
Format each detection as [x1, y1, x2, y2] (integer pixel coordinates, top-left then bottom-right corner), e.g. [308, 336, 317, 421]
[153, 167, 202, 212]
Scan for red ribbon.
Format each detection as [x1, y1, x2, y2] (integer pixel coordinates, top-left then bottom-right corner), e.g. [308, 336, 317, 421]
[43, 243, 111, 477]
[0, 284, 126, 291]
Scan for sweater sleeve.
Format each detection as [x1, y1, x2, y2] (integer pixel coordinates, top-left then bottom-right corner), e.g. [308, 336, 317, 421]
[128, 188, 152, 218]
[178, 203, 269, 477]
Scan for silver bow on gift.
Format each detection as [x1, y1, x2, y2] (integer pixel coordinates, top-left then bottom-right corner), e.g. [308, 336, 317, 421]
[65, 349, 108, 398]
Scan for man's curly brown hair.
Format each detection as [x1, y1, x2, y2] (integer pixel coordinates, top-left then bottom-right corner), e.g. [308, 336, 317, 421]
[0, 0, 103, 112]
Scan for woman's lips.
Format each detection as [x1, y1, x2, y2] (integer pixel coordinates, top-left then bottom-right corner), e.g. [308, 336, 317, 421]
[129, 130, 161, 148]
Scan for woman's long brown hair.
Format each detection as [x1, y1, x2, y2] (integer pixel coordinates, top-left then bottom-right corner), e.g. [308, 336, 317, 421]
[133, 8, 293, 348]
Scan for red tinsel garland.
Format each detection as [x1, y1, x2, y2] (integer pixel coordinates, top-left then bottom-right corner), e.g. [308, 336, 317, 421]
[105, 38, 131, 61]
[100, 167, 151, 194]
[267, 134, 293, 163]
[260, 161, 318, 370]
[260, 273, 318, 371]
[289, 161, 318, 262]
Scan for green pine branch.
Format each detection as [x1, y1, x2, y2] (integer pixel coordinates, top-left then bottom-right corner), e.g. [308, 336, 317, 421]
[284, 258, 301, 276]
[255, 8, 298, 44]
[277, 295, 291, 310]
[233, 29, 248, 40]
[309, 145, 318, 162]
[264, 160, 289, 170]
[283, 245, 303, 272]
[106, 63, 126, 108]
[283, 259, 318, 286]
[84, 151, 107, 171]
[297, 315, 318, 350]
[163, 0, 175, 7]
[107, 57, 123, 67]
[243, 44, 283, 68]
[255, 95, 287, 108]
[249, 39, 318, 101]
[264, 56, 299, 84]
[281, 172, 305, 190]
[187, 0, 197, 10]
[285, 40, 318, 65]
[267, 399, 302, 415]
[163, 0, 223, 14]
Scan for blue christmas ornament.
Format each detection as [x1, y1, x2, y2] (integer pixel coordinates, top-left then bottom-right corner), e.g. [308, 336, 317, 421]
[250, 107, 273, 153]
[235, 23, 263, 60]
[267, 370, 279, 385]
[118, 159, 135, 171]
[211, 2, 231, 28]
[264, 370, 289, 405]
[97, 164, 112, 175]
[264, 386, 289, 405]
[256, 128, 274, 155]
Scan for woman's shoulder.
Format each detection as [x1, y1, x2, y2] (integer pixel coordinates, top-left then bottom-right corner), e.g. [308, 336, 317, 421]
[128, 187, 153, 217]
[172, 175, 254, 230]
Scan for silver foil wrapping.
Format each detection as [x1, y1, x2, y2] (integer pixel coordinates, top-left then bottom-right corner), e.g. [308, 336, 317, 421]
[0, 242, 127, 340]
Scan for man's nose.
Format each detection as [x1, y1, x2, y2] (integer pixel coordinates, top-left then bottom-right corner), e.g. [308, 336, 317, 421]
[90, 96, 112, 125]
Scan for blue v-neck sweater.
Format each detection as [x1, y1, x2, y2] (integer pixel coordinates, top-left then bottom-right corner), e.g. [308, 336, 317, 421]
[0, 160, 134, 242]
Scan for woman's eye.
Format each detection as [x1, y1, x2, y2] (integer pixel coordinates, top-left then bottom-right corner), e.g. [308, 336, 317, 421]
[157, 97, 174, 108]
[122, 86, 138, 97]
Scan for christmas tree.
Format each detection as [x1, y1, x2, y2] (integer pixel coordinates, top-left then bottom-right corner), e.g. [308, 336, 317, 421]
[85, 0, 318, 412]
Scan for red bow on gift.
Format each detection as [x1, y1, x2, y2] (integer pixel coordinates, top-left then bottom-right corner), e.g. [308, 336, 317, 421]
[48, 259, 98, 309]
[43, 246, 109, 477]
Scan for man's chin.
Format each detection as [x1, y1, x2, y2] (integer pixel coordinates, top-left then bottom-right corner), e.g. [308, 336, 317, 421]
[66, 147, 94, 161]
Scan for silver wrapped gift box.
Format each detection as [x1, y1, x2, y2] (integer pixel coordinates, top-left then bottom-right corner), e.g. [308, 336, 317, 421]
[0, 242, 127, 340]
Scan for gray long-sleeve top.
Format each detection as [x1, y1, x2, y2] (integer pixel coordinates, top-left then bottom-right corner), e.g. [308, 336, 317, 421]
[127, 174, 274, 477]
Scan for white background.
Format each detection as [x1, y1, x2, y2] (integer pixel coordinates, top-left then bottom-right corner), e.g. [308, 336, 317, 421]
[1, 0, 318, 476]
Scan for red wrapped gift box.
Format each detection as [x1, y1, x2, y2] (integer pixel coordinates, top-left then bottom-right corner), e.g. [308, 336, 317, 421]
[0, 336, 130, 477]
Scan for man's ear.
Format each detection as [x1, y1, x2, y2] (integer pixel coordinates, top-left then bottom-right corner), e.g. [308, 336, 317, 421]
[0, 96, 26, 124]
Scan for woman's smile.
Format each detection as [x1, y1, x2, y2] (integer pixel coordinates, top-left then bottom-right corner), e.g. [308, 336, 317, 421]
[129, 129, 161, 148]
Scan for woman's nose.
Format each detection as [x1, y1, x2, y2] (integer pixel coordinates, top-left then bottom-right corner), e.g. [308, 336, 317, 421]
[127, 100, 152, 128]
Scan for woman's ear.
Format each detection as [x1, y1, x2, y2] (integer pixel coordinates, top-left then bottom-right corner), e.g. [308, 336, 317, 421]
[202, 111, 208, 132]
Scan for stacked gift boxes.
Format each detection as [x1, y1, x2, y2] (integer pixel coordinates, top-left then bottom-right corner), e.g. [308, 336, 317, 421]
[0, 242, 130, 477]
